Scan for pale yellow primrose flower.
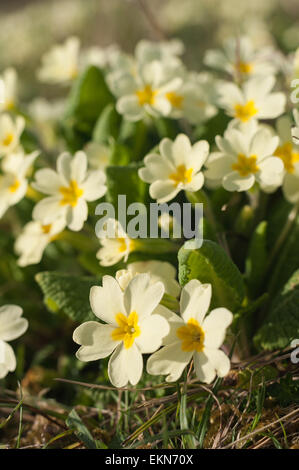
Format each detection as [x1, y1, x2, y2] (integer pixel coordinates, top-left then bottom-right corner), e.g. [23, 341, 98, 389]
[96, 218, 135, 267]
[32, 151, 107, 232]
[147, 280, 233, 384]
[37, 37, 80, 85]
[15, 218, 66, 267]
[135, 39, 184, 65]
[116, 260, 181, 298]
[139, 134, 209, 203]
[292, 109, 299, 145]
[293, 48, 299, 78]
[84, 142, 110, 171]
[0, 151, 39, 219]
[73, 274, 170, 388]
[0, 68, 17, 111]
[218, 75, 285, 124]
[166, 72, 217, 125]
[204, 36, 276, 80]
[282, 161, 299, 205]
[108, 60, 183, 122]
[81, 44, 121, 70]
[0, 114, 25, 157]
[0, 305, 28, 379]
[29, 97, 65, 123]
[107, 39, 184, 88]
[276, 112, 299, 205]
[204, 121, 284, 193]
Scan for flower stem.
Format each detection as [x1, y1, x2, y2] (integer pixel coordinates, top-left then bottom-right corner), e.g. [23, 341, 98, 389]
[58, 230, 98, 252]
[179, 370, 197, 448]
[133, 238, 180, 254]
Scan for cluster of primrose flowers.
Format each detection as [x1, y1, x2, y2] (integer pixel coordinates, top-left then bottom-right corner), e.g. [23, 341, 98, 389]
[73, 271, 232, 387]
[0, 35, 299, 385]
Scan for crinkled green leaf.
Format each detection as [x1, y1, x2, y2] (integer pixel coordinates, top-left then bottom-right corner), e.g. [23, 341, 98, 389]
[254, 270, 299, 350]
[35, 271, 99, 323]
[178, 240, 245, 311]
[63, 65, 114, 138]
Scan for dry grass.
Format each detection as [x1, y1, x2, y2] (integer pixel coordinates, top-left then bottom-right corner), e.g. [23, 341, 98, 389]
[0, 347, 298, 449]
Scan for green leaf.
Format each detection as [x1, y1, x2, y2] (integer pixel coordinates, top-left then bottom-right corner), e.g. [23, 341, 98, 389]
[232, 293, 269, 332]
[202, 217, 218, 242]
[35, 271, 99, 323]
[245, 221, 268, 297]
[92, 104, 121, 144]
[237, 365, 277, 389]
[178, 240, 245, 311]
[66, 409, 98, 449]
[63, 66, 113, 139]
[268, 373, 299, 406]
[106, 162, 148, 207]
[254, 270, 299, 350]
[193, 110, 230, 146]
[267, 212, 299, 296]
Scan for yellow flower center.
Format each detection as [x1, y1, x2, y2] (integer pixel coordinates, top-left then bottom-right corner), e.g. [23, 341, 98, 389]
[117, 237, 128, 253]
[42, 223, 59, 241]
[59, 180, 84, 207]
[42, 224, 52, 234]
[166, 91, 184, 109]
[70, 67, 78, 79]
[234, 100, 258, 122]
[235, 61, 253, 75]
[176, 318, 205, 353]
[5, 100, 15, 111]
[232, 153, 259, 177]
[274, 142, 299, 174]
[111, 311, 141, 349]
[116, 238, 136, 254]
[136, 84, 157, 106]
[9, 178, 20, 193]
[169, 164, 193, 187]
[2, 133, 14, 147]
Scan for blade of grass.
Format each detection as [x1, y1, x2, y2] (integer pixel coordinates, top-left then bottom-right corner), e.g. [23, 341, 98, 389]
[15, 383, 23, 449]
[196, 377, 222, 448]
[43, 429, 74, 449]
[0, 396, 23, 429]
